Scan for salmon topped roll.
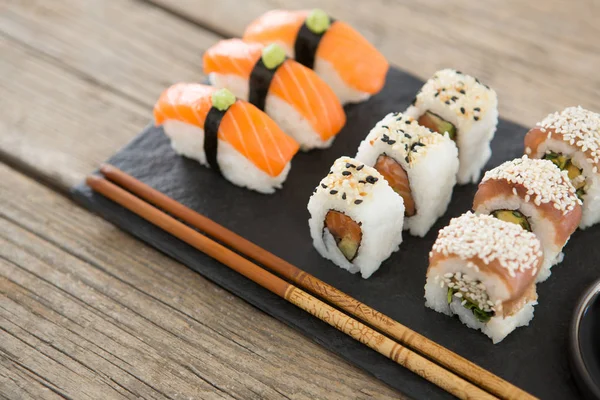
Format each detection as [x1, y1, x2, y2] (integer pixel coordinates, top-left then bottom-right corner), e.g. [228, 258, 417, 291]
[473, 156, 582, 281]
[425, 212, 543, 343]
[404, 69, 499, 184]
[355, 112, 458, 237]
[308, 157, 405, 279]
[203, 39, 346, 151]
[243, 9, 389, 104]
[154, 84, 299, 194]
[524, 106, 600, 229]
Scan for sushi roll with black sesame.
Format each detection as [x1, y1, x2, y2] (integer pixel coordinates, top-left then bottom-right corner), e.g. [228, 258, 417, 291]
[425, 212, 543, 343]
[308, 157, 404, 278]
[473, 157, 582, 282]
[524, 106, 600, 229]
[355, 112, 458, 237]
[404, 69, 498, 184]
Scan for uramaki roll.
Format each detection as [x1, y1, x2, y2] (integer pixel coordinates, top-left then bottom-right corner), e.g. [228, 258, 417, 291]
[524, 106, 600, 229]
[473, 156, 582, 282]
[425, 212, 543, 343]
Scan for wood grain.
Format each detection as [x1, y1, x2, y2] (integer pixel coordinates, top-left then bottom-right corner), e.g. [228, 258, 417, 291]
[0, 163, 401, 399]
[151, 0, 600, 126]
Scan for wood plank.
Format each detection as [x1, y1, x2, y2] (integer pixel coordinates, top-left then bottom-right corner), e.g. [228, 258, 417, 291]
[0, 0, 220, 190]
[150, 0, 600, 126]
[0, 163, 401, 400]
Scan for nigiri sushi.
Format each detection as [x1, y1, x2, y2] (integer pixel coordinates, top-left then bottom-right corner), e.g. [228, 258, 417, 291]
[425, 212, 543, 343]
[153, 84, 299, 194]
[243, 9, 389, 104]
[203, 39, 346, 151]
[524, 106, 600, 229]
[308, 157, 405, 279]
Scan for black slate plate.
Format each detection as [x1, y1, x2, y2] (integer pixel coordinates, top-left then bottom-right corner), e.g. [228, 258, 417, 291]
[73, 67, 600, 399]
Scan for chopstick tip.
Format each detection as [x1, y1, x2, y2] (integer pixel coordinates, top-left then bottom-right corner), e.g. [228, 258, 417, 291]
[86, 174, 102, 187]
[99, 163, 113, 175]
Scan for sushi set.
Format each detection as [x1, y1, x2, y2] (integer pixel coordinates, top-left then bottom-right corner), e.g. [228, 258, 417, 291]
[75, 8, 600, 399]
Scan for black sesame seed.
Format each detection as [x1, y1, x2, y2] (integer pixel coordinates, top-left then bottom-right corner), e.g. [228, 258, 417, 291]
[330, 190, 338, 195]
[358, 180, 366, 184]
[366, 176, 378, 184]
[328, 171, 333, 174]
[354, 200, 363, 205]
[381, 125, 389, 129]
[459, 89, 466, 94]
[382, 134, 389, 142]
[346, 162, 356, 168]
[342, 193, 346, 200]
[460, 107, 465, 114]
[451, 96, 458, 101]
[475, 78, 481, 84]
[392, 111, 400, 116]
[474, 107, 480, 111]
[442, 88, 446, 91]
[404, 133, 411, 139]
[405, 120, 412, 124]
[358, 222, 363, 226]
[456, 70, 463, 74]
[474, 116, 480, 121]
[405, 156, 410, 163]
[434, 92, 439, 97]
[445, 100, 451, 105]
[356, 165, 364, 171]
[387, 140, 396, 145]
[342, 171, 351, 176]
[321, 183, 327, 189]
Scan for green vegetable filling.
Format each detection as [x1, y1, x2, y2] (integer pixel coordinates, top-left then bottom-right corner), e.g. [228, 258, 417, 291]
[491, 209, 531, 232]
[543, 151, 586, 200]
[447, 287, 494, 323]
[418, 111, 457, 141]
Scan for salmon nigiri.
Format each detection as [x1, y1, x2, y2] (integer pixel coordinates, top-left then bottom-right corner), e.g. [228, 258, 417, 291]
[154, 84, 299, 194]
[203, 39, 346, 151]
[243, 9, 389, 104]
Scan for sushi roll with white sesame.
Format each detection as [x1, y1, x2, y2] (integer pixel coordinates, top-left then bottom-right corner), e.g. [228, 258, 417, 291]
[308, 157, 405, 278]
[524, 106, 600, 229]
[425, 212, 543, 343]
[355, 112, 458, 237]
[473, 157, 582, 282]
[404, 69, 498, 184]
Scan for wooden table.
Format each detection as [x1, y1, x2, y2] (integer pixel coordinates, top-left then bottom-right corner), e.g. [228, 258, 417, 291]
[1, 1, 598, 398]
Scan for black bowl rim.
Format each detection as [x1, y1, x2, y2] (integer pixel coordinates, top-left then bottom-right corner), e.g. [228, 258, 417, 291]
[570, 278, 600, 400]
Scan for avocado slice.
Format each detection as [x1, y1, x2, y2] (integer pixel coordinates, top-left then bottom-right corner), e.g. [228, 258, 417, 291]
[491, 209, 532, 232]
[337, 236, 359, 261]
[418, 111, 457, 140]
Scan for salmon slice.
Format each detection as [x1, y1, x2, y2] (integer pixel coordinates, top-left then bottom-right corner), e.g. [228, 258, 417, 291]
[269, 59, 346, 141]
[317, 21, 388, 94]
[324, 210, 362, 261]
[203, 39, 263, 79]
[243, 10, 308, 49]
[243, 10, 388, 95]
[153, 83, 299, 177]
[374, 155, 415, 216]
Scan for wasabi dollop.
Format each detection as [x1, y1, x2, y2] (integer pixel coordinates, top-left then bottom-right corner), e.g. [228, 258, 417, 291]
[261, 43, 287, 69]
[211, 88, 236, 111]
[306, 9, 331, 34]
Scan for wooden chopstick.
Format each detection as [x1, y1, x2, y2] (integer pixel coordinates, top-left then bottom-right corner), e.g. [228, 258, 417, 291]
[86, 173, 498, 400]
[99, 165, 536, 400]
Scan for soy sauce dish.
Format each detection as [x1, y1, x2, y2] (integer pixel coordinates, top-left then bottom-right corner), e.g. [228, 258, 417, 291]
[570, 279, 600, 400]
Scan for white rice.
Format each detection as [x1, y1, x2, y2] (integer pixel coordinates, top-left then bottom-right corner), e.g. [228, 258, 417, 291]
[308, 157, 405, 279]
[268, 42, 370, 104]
[162, 120, 291, 194]
[208, 73, 331, 151]
[527, 138, 600, 229]
[404, 69, 499, 184]
[424, 262, 537, 344]
[474, 196, 563, 282]
[355, 112, 458, 237]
